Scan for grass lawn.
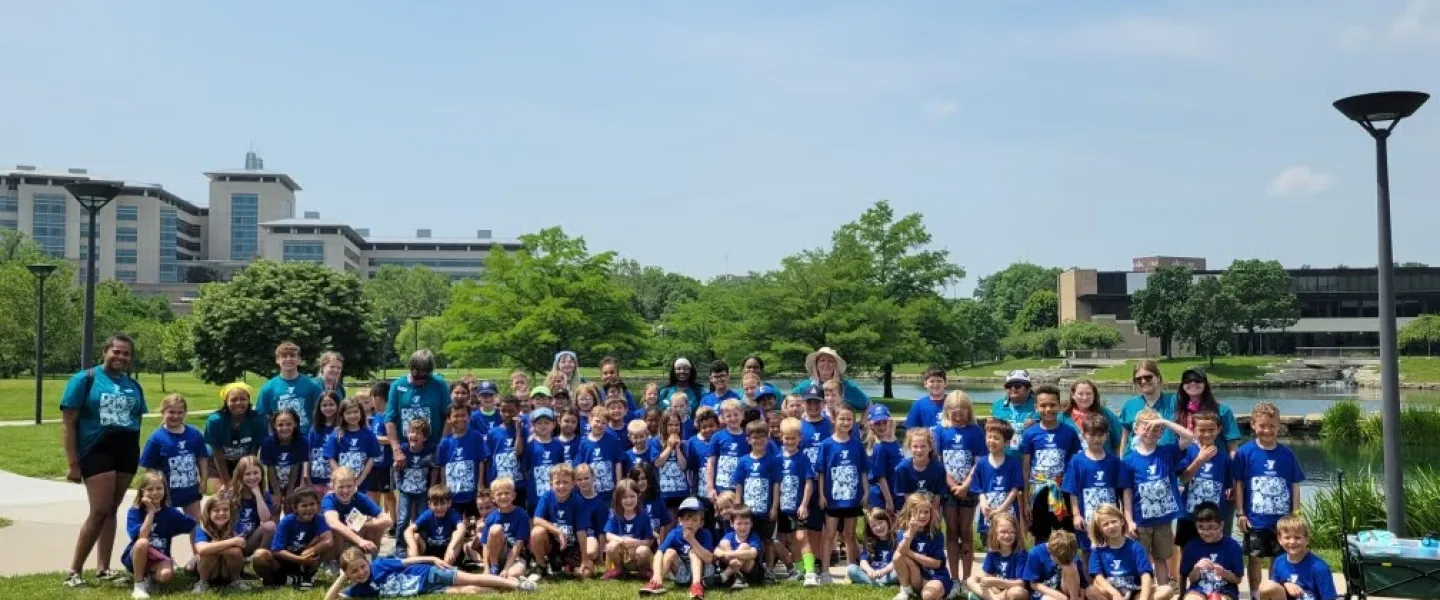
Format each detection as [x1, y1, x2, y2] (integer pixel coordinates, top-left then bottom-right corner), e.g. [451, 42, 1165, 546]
[0, 572, 904, 599]
[1088, 356, 1278, 383]
[1401, 357, 1440, 383]
[951, 359, 1062, 378]
[0, 414, 209, 480]
[0, 517, 10, 529]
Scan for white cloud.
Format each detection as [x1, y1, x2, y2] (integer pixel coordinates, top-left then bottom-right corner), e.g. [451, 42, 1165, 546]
[924, 100, 958, 119]
[1390, 0, 1440, 44]
[1052, 16, 1222, 60]
[1267, 166, 1335, 197]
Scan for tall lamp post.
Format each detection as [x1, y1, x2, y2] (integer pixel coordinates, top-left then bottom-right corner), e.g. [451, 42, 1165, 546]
[1334, 90, 1429, 536]
[26, 264, 57, 425]
[63, 181, 123, 370]
[410, 316, 422, 354]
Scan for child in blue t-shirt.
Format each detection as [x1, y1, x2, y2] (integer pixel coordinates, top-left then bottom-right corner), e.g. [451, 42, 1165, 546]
[257, 488, 332, 590]
[1179, 502, 1245, 600]
[893, 427, 948, 509]
[972, 421, 1023, 535]
[123, 472, 197, 598]
[577, 414, 626, 505]
[734, 421, 781, 541]
[934, 391, 987, 581]
[866, 405, 902, 512]
[476, 477, 531, 579]
[1259, 515, 1337, 600]
[1087, 504, 1162, 600]
[1022, 530, 1082, 600]
[893, 492, 951, 600]
[436, 405, 488, 521]
[394, 418, 437, 539]
[848, 508, 897, 586]
[333, 547, 535, 597]
[530, 464, 592, 576]
[526, 408, 566, 512]
[404, 484, 465, 565]
[714, 507, 765, 588]
[1062, 413, 1122, 557]
[965, 511, 1026, 600]
[485, 396, 527, 502]
[818, 406, 867, 580]
[306, 393, 341, 493]
[603, 479, 655, 580]
[1020, 385, 1082, 544]
[641, 498, 715, 596]
[575, 463, 612, 573]
[140, 394, 210, 518]
[1120, 408, 1194, 587]
[656, 412, 693, 507]
[322, 467, 393, 558]
[1178, 412, 1231, 551]
[685, 408, 720, 505]
[707, 400, 751, 496]
[260, 409, 309, 503]
[1234, 402, 1305, 600]
[325, 398, 382, 492]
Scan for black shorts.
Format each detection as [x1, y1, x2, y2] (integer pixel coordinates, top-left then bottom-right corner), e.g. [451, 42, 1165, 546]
[1174, 519, 1200, 550]
[1244, 527, 1282, 558]
[80, 429, 141, 478]
[366, 467, 393, 493]
[778, 514, 797, 535]
[825, 507, 862, 521]
[261, 561, 314, 586]
[752, 518, 776, 541]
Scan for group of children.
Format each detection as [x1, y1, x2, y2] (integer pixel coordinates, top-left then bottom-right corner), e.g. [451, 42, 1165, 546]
[116, 356, 1337, 600]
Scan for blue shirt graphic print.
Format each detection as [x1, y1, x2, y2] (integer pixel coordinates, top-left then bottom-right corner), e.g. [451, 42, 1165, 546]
[1120, 443, 1184, 527]
[901, 529, 949, 580]
[709, 429, 749, 492]
[343, 558, 431, 598]
[656, 439, 691, 499]
[413, 508, 461, 547]
[235, 492, 274, 537]
[685, 435, 714, 499]
[1089, 538, 1153, 593]
[971, 454, 1022, 530]
[121, 507, 196, 573]
[1180, 537, 1244, 600]
[485, 422, 524, 487]
[397, 440, 435, 495]
[983, 550, 1026, 580]
[577, 433, 624, 495]
[1062, 453, 1121, 526]
[140, 425, 210, 507]
[481, 507, 531, 546]
[1270, 552, 1339, 600]
[800, 416, 832, 467]
[437, 430, 486, 504]
[271, 513, 330, 553]
[526, 438, 564, 500]
[258, 375, 322, 434]
[778, 449, 815, 514]
[1182, 444, 1230, 515]
[534, 491, 587, 544]
[1233, 440, 1305, 530]
[934, 424, 986, 496]
[260, 434, 308, 490]
[325, 427, 381, 481]
[61, 368, 147, 456]
[1020, 422, 1082, 480]
[308, 425, 336, 484]
[819, 436, 866, 509]
[736, 452, 780, 514]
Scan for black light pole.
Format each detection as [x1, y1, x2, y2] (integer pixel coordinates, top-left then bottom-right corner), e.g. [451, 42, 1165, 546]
[410, 316, 422, 354]
[63, 181, 123, 369]
[26, 264, 57, 425]
[1334, 90, 1429, 536]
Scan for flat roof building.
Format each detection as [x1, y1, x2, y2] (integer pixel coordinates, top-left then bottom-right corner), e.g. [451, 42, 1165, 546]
[0, 153, 518, 312]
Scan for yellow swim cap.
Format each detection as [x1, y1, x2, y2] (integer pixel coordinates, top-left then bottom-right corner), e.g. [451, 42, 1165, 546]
[219, 381, 255, 401]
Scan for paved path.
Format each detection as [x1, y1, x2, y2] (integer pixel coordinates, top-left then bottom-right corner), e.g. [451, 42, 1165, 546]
[0, 471, 1370, 597]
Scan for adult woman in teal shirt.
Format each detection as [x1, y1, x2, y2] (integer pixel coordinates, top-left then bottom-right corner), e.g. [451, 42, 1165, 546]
[657, 357, 704, 413]
[204, 382, 268, 492]
[1172, 367, 1242, 453]
[789, 346, 869, 413]
[60, 334, 149, 587]
[1117, 359, 1178, 450]
[1064, 379, 1124, 455]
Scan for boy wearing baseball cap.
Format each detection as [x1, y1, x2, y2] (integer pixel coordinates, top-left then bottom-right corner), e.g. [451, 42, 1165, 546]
[641, 497, 715, 599]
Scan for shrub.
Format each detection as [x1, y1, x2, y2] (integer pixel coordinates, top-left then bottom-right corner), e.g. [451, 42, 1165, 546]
[1320, 400, 1363, 444]
[1340, 404, 1440, 446]
[1305, 467, 1440, 548]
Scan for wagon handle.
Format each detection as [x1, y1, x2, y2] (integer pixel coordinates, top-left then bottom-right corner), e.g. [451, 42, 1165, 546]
[1337, 470, 1347, 543]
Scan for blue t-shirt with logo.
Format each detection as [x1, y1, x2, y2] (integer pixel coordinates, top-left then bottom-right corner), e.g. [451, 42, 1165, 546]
[259, 434, 309, 491]
[905, 395, 948, 429]
[437, 429, 487, 505]
[971, 454, 1023, 531]
[735, 452, 782, 515]
[395, 439, 435, 496]
[577, 433, 626, 496]
[604, 511, 654, 541]
[235, 492, 274, 538]
[684, 434, 714, 499]
[934, 423, 987, 496]
[658, 527, 714, 562]
[1180, 537, 1245, 600]
[1119, 443, 1185, 527]
[140, 425, 210, 507]
[1062, 451, 1121, 548]
[868, 439, 903, 508]
[1181, 444, 1231, 518]
[1020, 421, 1083, 481]
[577, 492, 610, 537]
[709, 428, 750, 492]
[343, 558, 439, 598]
[369, 416, 393, 470]
[983, 550, 1026, 580]
[818, 436, 867, 509]
[480, 506, 530, 546]
[322, 491, 383, 523]
[1024, 543, 1079, 592]
[892, 457, 948, 507]
[723, 529, 761, 551]
[778, 449, 816, 515]
[271, 513, 331, 553]
[623, 438, 662, 474]
[656, 438, 692, 500]
[525, 437, 565, 502]
[307, 424, 336, 485]
[699, 389, 742, 411]
[485, 422, 526, 488]
[61, 368, 147, 456]
[257, 374, 323, 434]
[799, 416, 833, 467]
[1232, 440, 1305, 530]
[534, 490, 588, 544]
[1270, 552, 1339, 600]
[900, 529, 950, 581]
[1089, 538, 1153, 594]
[643, 494, 671, 534]
[412, 508, 461, 548]
[324, 426, 382, 490]
[121, 507, 195, 573]
[861, 539, 896, 568]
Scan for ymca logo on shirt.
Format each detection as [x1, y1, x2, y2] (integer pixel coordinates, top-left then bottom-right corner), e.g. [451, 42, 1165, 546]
[1267, 460, 1276, 470]
[1096, 470, 1105, 481]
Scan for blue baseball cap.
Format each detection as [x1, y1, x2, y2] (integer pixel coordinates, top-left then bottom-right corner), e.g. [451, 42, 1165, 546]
[530, 407, 556, 422]
[475, 380, 498, 396]
[802, 383, 824, 401]
[755, 384, 777, 399]
[867, 404, 892, 423]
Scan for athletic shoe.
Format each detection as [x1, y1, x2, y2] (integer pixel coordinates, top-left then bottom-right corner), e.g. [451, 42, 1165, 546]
[892, 589, 912, 600]
[96, 569, 124, 581]
[602, 568, 623, 580]
[803, 573, 820, 587]
[820, 573, 833, 585]
[191, 581, 210, 594]
[62, 572, 87, 588]
[517, 578, 538, 592]
[229, 580, 254, 592]
[772, 564, 787, 577]
[525, 573, 543, 584]
[640, 581, 666, 595]
[130, 580, 151, 600]
[731, 578, 748, 590]
[788, 569, 805, 582]
[688, 582, 705, 600]
[299, 572, 317, 590]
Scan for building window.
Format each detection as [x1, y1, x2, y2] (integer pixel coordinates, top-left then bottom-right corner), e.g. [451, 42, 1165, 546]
[115, 248, 138, 265]
[32, 194, 68, 257]
[366, 257, 486, 268]
[282, 241, 325, 263]
[116, 206, 139, 221]
[0, 195, 17, 212]
[0, 218, 16, 230]
[116, 227, 139, 243]
[116, 270, 138, 283]
[160, 208, 178, 283]
[229, 193, 259, 260]
[80, 243, 101, 259]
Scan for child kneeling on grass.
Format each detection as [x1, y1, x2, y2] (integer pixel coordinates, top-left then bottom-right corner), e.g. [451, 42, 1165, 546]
[712, 506, 764, 590]
[641, 497, 715, 599]
[254, 487, 334, 590]
[123, 472, 196, 600]
[326, 547, 537, 598]
[405, 484, 466, 565]
[192, 496, 254, 593]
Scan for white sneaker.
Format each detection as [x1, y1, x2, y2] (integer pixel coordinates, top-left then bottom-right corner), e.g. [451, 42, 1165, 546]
[131, 581, 151, 600]
[228, 579, 253, 592]
[892, 589, 911, 600]
[517, 578, 538, 592]
[803, 573, 820, 587]
[731, 578, 748, 590]
[62, 572, 87, 588]
[525, 573, 542, 584]
[191, 581, 210, 594]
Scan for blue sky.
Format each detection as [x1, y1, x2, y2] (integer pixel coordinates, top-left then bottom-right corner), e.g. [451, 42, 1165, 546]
[6, 0, 1440, 294]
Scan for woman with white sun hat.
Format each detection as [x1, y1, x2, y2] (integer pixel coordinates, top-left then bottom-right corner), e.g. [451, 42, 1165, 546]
[789, 346, 869, 413]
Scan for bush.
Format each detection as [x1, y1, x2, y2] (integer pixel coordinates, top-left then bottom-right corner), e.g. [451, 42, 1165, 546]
[1002, 328, 1060, 359]
[1320, 400, 1363, 444]
[1305, 467, 1440, 548]
[1354, 405, 1440, 445]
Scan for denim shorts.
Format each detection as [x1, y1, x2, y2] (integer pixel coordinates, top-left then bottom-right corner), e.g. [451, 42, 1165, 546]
[424, 567, 457, 593]
[674, 561, 715, 585]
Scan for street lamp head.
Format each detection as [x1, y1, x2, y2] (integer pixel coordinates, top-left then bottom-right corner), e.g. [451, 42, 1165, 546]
[62, 180, 124, 212]
[26, 264, 57, 279]
[1334, 91, 1429, 133]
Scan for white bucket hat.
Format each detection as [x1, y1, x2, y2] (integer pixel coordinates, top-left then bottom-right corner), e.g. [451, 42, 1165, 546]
[804, 346, 847, 379]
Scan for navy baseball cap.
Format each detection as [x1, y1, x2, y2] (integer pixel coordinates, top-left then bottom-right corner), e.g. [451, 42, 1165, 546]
[802, 383, 824, 401]
[476, 380, 498, 396]
[755, 384, 777, 399]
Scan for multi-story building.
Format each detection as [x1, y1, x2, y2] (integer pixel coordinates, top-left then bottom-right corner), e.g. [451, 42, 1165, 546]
[1059, 260, 1440, 355]
[0, 153, 519, 312]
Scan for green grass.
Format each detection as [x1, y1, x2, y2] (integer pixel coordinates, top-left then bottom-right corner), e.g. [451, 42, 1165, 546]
[951, 359, 1062, 378]
[1088, 356, 1277, 383]
[0, 572, 901, 599]
[0, 414, 208, 480]
[1401, 357, 1440, 383]
[0, 517, 11, 529]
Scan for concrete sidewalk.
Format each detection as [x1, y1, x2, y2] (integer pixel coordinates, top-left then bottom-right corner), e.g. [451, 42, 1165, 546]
[0, 470, 1368, 597]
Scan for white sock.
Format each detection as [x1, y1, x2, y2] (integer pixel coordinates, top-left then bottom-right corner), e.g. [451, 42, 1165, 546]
[901, 585, 915, 595]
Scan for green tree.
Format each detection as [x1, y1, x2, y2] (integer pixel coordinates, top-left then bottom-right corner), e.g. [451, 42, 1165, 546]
[953, 298, 1005, 365]
[190, 260, 384, 383]
[828, 200, 964, 397]
[0, 230, 82, 376]
[613, 259, 702, 323]
[913, 297, 1003, 368]
[974, 262, 1063, 327]
[655, 282, 748, 367]
[91, 280, 174, 366]
[395, 316, 451, 366]
[1058, 321, 1124, 356]
[442, 228, 649, 373]
[1400, 314, 1440, 355]
[1012, 289, 1059, 334]
[1131, 266, 1194, 358]
[156, 317, 196, 391]
[1220, 259, 1300, 354]
[1002, 328, 1060, 358]
[364, 265, 452, 364]
[1182, 277, 1240, 365]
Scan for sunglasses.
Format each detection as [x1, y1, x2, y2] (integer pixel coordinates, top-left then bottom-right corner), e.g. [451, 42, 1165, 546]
[1132, 374, 1156, 384]
[1004, 383, 1028, 390]
[1182, 378, 1207, 385]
